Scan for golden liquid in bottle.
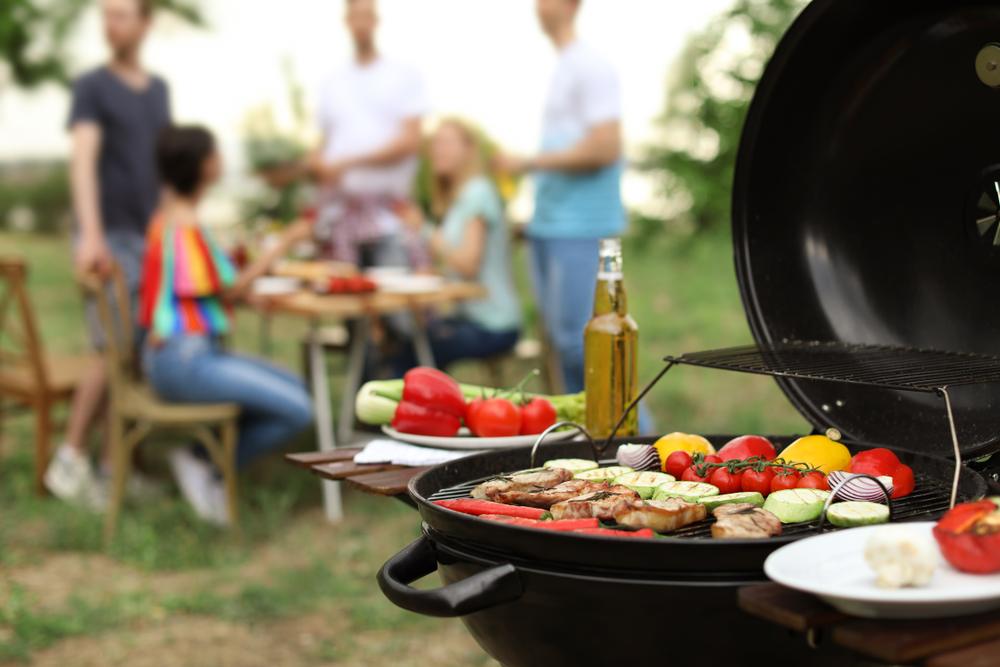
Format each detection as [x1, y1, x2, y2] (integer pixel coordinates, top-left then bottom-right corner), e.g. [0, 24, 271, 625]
[584, 240, 638, 440]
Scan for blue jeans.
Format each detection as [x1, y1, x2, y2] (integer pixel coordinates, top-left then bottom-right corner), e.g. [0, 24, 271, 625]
[529, 237, 600, 393]
[145, 336, 313, 468]
[393, 318, 519, 375]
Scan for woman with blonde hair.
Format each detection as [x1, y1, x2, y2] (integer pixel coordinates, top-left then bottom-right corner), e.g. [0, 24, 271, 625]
[398, 118, 521, 370]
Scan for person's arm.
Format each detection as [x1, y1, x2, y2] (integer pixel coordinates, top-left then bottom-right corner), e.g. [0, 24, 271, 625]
[227, 218, 313, 299]
[431, 217, 487, 280]
[529, 120, 622, 172]
[313, 117, 422, 185]
[70, 122, 111, 275]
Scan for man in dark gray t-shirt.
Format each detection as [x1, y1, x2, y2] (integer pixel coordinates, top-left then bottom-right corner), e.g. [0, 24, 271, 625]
[46, 0, 170, 508]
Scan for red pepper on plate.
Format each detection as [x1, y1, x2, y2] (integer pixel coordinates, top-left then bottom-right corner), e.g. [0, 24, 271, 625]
[932, 499, 1000, 574]
[433, 498, 546, 520]
[390, 367, 466, 436]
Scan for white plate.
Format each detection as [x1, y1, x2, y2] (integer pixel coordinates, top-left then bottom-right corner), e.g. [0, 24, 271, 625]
[252, 276, 300, 296]
[765, 522, 1000, 619]
[382, 425, 577, 451]
[374, 274, 444, 294]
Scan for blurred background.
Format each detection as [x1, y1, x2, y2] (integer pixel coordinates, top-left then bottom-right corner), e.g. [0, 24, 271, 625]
[1, 1, 808, 665]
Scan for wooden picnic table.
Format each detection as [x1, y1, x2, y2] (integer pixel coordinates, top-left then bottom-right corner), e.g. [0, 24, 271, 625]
[738, 583, 1000, 666]
[285, 448, 424, 507]
[259, 281, 486, 522]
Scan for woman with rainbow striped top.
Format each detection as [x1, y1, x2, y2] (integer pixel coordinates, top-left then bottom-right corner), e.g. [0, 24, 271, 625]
[139, 126, 312, 524]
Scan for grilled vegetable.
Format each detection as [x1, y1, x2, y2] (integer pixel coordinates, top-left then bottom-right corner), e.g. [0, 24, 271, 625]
[827, 471, 894, 502]
[574, 466, 634, 482]
[543, 458, 598, 473]
[708, 467, 743, 494]
[826, 501, 890, 527]
[616, 444, 661, 471]
[716, 435, 776, 461]
[933, 498, 1000, 574]
[699, 492, 765, 511]
[778, 435, 851, 474]
[613, 471, 675, 499]
[479, 515, 600, 531]
[573, 528, 656, 539]
[761, 488, 831, 524]
[663, 450, 693, 477]
[433, 498, 546, 519]
[652, 481, 719, 503]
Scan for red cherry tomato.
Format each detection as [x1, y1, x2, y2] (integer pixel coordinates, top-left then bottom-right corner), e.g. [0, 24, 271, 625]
[770, 469, 800, 493]
[664, 451, 693, 478]
[474, 398, 522, 437]
[465, 398, 485, 433]
[890, 463, 915, 499]
[703, 455, 723, 465]
[849, 448, 900, 477]
[741, 468, 774, 496]
[681, 466, 711, 484]
[797, 471, 829, 490]
[708, 467, 743, 494]
[717, 435, 777, 461]
[518, 397, 557, 435]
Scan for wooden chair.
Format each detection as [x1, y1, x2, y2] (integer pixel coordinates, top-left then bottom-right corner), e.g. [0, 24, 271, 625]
[78, 265, 241, 542]
[0, 257, 98, 493]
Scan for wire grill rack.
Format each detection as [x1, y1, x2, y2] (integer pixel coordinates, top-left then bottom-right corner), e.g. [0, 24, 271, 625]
[662, 341, 1000, 393]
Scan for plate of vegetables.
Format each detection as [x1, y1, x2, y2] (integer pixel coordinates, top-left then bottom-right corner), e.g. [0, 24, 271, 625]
[764, 510, 1000, 619]
[358, 368, 585, 450]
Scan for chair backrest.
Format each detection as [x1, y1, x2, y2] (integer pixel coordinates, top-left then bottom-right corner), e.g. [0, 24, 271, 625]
[0, 257, 49, 391]
[77, 263, 135, 401]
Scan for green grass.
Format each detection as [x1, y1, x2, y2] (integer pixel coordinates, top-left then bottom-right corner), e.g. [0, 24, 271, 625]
[0, 229, 809, 663]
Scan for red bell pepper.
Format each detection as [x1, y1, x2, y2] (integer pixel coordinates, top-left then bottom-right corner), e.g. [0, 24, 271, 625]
[573, 528, 656, 538]
[433, 498, 546, 520]
[401, 367, 466, 419]
[479, 515, 600, 531]
[391, 401, 461, 437]
[933, 499, 1000, 574]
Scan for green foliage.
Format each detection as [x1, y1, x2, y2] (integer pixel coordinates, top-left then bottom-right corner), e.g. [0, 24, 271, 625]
[0, 163, 70, 234]
[0, 0, 204, 90]
[637, 0, 806, 234]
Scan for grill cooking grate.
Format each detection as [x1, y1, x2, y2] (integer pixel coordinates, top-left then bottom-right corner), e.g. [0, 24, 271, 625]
[427, 469, 955, 540]
[662, 341, 1000, 393]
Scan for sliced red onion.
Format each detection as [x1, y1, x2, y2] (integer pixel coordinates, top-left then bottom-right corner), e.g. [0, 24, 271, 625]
[828, 470, 894, 503]
[615, 444, 661, 471]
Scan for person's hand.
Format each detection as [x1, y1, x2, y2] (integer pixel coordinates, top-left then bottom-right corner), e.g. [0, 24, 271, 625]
[308, 156, 348, 186]
[75, 232, 112, 277]
[493, 152, 533, 176]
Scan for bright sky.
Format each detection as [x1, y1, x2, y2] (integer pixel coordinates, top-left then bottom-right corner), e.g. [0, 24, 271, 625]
[0, 0, 730, 211]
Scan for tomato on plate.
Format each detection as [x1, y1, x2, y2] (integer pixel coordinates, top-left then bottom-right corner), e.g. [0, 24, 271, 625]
[708, 467, 743, 495]
[797, 471, 829, 490]
[474, 398, 521, 437]
[519, 397, 557, 435]
[770, 469, 800, 493]
[664, 451, 693, 478]
[465, 398, 486, 433]
[742, 468, 774, 496]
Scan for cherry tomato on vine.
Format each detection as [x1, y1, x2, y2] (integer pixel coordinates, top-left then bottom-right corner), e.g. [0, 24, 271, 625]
[518, 397, 557, 435]
[741, 468, 774, 496]
[708, 467, 743, 494]
[770, 469, 800, 493]
[664, 451, 693, 478]
[682, 466, 711, 484]
[474, 398, 521, 437]
[797, 471, 829, 490]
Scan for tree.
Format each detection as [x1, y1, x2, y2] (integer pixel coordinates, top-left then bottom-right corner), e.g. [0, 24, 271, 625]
[0, 0, 203, 90]
[637, 0, 805, 233]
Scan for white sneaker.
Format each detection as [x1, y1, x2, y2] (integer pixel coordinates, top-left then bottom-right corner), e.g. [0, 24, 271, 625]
[167, 449, 230, 526]
[44, 445, 107, 513]
[97, 466, 167, 502]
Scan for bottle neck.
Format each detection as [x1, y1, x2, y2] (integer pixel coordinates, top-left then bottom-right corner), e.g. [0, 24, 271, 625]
[594, 260, 627, 316]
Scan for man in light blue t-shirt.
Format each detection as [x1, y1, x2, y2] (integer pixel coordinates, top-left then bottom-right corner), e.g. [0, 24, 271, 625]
[497, 0, 624, 393]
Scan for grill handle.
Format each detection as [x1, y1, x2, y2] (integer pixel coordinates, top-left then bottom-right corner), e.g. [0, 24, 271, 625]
[377, 536, 523, 618]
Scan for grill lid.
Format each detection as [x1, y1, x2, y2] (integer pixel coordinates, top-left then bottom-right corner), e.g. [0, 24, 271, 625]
[732, 0, 1000, 458]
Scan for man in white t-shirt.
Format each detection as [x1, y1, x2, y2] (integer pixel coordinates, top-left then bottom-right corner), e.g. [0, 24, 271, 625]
[308, 0, 428, 267]
[497, 0, 625, 393]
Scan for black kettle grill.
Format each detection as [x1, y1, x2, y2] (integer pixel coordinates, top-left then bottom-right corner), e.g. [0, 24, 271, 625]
[376, 1, 1000, 665]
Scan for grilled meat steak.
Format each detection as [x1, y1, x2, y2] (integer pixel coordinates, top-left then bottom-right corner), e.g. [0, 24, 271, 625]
[614, 498, 708, 533]
[550, 485, 641, 521]
[471, 468, 574, 502]
[711, 503, 782, 539]
[493, 479, 608, 508]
